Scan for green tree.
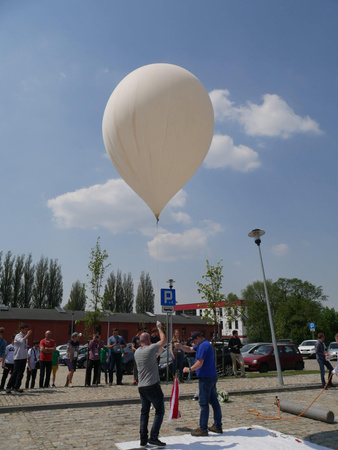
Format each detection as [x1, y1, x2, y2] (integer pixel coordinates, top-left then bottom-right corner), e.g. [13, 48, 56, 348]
[197, 259, 225, 338]
[123, 272, 134, 313]
[317, 307, 338, 345]
[243, 277, 327, 344]
[102, 271, 116, 311]
[64, 280, 86, 311]
[136, 272, 154, 313]
[12, 254, 25, 307]
[46, 259, 63, 308]
[32, 256, 49, 308]
[0, 251, 15, 305]
[115, 270, 124, 312]
[242, 280, 277, 342]
[21, 254, 35, 308]
[82, 237, 110, 336]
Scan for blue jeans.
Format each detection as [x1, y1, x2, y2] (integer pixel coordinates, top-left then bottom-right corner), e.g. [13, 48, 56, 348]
[138, 382, 165, 441]
[317, 358, 334, 386]
[172, 353, 184, 378]
[109, 352, 123, 384]
[198, 376, 222, 431]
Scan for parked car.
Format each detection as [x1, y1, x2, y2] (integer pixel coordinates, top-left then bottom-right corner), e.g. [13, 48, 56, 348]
[243, 344, 304, 373]
[241, 343, 270, 358]
[59, 345, 88, 366]
[76, 342, 134, 374]
[56, 344, 68, 352]
[298, 340, 318, 359]
[158, 341, 233, 380]
[326, 342, 338, 361]
[277, 339, 297, 346]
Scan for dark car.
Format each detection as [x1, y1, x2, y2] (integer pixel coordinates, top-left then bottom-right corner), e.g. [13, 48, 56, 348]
[158, 341, 233, 380]
[59, 345, 87, 366]
[76, 342, 134, 374]
[243, 344, 304, 373]
[277, 339, 297, 346]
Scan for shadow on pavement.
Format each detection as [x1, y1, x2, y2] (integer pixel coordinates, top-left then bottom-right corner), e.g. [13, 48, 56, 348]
[306, 430, 338, 450]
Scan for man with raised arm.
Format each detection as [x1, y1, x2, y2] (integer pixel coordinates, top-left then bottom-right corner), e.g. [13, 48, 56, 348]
[134, 321, 166, 448]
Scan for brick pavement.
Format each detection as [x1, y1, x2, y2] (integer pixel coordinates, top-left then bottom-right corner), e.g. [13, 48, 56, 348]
[0, 365, 337, 449]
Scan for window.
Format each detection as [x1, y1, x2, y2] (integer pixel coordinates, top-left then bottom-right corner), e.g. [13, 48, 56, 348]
[228, 321, 232, 329]
[235, 320, 238, 329]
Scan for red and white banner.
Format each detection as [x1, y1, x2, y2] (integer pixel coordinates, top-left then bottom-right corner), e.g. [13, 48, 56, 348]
[168, 377, 181, 421]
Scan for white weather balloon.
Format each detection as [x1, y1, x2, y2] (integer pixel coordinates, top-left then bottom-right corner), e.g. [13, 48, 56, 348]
[102, 63, 214, 219]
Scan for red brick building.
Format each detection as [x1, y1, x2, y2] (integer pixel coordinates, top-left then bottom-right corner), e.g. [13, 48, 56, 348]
[0, 307, 214, 345]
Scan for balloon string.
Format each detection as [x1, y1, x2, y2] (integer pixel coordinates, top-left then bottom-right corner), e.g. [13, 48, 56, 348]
[156, 218, 159, 308]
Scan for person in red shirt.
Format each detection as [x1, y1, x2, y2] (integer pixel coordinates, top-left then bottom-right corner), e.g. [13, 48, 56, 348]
[39, 330, 56, 388]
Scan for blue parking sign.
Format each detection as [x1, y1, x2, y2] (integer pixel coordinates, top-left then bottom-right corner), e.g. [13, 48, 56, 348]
[161, 289, 176, 306]
[309, 322, 315, 331]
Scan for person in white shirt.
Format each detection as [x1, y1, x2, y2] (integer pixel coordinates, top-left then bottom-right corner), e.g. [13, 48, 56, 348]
[26, 340, 40, 389]
[6, 324, 32, 393]
[331, 333, 338, 378]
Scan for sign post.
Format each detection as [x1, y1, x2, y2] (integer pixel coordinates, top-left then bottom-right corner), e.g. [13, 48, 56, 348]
[161, 289, 176, 383]
[309, 322, 315, 340]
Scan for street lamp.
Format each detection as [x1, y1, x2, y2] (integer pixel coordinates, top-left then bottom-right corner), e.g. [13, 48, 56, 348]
[248, 229, 284, 386]
[166, 278, 175, 289]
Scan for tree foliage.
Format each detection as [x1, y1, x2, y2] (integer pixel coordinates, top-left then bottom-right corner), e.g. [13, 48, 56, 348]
[102, 271, 116, 311]
[64, 280, 86, 311]
[82, 237, 111, 336]
[243, 277, 330, 344]
[123, 272, 134, 313]
[136, 271, 154, 313]
[197, 259, 225, 338]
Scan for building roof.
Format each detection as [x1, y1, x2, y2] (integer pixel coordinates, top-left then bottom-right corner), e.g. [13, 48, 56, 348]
[0, 307, 209, 325]
[174, 300, 244, 311]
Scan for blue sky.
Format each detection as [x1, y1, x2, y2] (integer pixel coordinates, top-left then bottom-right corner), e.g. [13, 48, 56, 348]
[1, 1, 337, 314]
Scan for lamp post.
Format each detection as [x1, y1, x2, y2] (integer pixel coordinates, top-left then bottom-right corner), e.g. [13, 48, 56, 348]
[106, 302, 114, 343]
[248, 229, 284, 386]
[166, 279, 175, 383]
[71, 311, 74, 336]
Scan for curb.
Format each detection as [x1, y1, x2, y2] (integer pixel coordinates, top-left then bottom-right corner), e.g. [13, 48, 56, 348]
[0, 384, 323, 414]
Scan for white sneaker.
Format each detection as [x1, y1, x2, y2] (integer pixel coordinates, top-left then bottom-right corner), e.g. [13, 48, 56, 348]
[68, 382, 73, 388]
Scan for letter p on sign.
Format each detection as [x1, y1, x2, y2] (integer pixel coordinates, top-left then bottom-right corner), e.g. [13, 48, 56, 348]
[161, 289, 176, 306]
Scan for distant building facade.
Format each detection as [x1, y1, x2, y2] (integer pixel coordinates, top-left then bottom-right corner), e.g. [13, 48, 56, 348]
[175, 300, 247, 342]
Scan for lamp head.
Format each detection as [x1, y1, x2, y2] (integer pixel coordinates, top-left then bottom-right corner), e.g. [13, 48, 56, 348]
[248, 229, 265, 246]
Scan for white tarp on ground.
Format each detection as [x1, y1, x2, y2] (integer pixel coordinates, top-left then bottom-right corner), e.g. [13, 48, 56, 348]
[116, 426, 329, 450]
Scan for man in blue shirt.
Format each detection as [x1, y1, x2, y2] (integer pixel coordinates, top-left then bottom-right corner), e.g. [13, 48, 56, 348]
[0, 327, 6, 364]
[108, 328, 125, 385]
[315, 333, 334, 388]
[177, 330, 222, 437]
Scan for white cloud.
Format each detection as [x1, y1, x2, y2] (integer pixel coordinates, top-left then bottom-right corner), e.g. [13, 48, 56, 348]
[147, 221, 224, 262]
[271, 243, 289, 256]
[209, 89, 235, 121]
[47, 178, 192, 234]
[237, 94, 322, 138]
[204, 134, 261, 172]
[209, 89, 322, 138]
[47, 178, 148, 233]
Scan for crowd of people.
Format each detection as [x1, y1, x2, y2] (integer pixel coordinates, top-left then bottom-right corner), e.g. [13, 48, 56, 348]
[1, 323, 337, 448]
[0, 324, 193, 394]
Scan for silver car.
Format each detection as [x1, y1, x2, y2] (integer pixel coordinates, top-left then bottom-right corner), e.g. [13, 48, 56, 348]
[326, 342, 338, 361]
[298, 340, 318, 359]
